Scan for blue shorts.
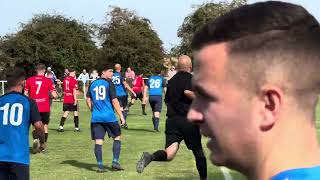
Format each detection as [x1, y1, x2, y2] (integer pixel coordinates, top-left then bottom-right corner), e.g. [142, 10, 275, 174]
[0, 162, 29, 180]
[149, 95, 162, 112]
[117, 96, 128, 108]
[91, 122, 121, 140]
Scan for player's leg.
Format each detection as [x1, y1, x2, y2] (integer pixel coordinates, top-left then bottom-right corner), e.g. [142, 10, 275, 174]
[139, 93, 147, 115]
[119, 96, 129, 129]
[183, 121, 207, 180]
[107, 122, 124, 170]
[58, 104, 70, 132]
[10, 162, 29, 180]
[91, 123, 106, 172]
[152, 96, 162, 131]
[73, 104, 80, 132]
[0, 162, 10, 180]
[136, 119, 182, 173]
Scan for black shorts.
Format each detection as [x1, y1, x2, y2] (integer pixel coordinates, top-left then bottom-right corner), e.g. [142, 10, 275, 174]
[0, 162, 29, 180]
[63, 103, 78, 112]
[40, 112, 50, 125]
[117, 96, 128, 108]
[91, 122, 121, 140]
[132, 92, 143, 101]
[149, 95, 162, 112]
[165, 117, 202, 151]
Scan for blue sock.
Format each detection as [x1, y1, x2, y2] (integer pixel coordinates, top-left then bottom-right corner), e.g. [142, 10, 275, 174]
[122, 111, 127, 120]
[154, 117, 160, 130]
[152, 117, 155, 129]
[112, 140, 121, 163]
[94, 144, 103, 169]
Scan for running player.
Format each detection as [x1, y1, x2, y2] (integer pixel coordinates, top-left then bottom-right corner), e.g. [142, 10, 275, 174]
[86, 66, 126, 172]
[112, 64, 135, 129]
[25, 64, 57, 147]
[0, 67, 45, 180]
[58, 69, 80, 132]
[143, 68, 166, 131]
[137, 56, 207, 179]
[126, 72, 147, 115]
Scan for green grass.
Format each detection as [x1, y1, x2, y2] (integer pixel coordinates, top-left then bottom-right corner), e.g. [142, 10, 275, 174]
[28, 100, 244, 180]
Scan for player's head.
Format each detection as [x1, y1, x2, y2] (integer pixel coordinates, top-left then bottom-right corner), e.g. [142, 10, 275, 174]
[187, 1, 320, 175]
[5, 67, 26, 92]
[46, 71, 53, 78]
[82, 69, 86, 73]
[68, 69, 76, 78]
[177, 55, 192, 72]
[64, 68, 69, 73]
[36, 64, 46, 75]
[101, 65, 113, 79]
[114, 64, 121, 72]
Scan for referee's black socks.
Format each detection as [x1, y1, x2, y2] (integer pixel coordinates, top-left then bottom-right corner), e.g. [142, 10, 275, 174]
[151, 150, 167, 161]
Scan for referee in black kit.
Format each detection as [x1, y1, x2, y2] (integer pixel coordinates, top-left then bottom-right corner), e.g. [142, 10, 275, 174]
[136, 55, 207, 180]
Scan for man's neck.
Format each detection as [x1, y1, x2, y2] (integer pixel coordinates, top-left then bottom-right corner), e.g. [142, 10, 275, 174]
[251, 119, 320, 180]
[7, 87, 22, 93]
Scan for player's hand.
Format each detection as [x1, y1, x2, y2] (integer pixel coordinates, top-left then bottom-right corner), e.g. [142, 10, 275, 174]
[74, 100, 77, 106]
[132, 92, 136, 97]
[142, 97, 147, 104]
[120, 117, 126, 125]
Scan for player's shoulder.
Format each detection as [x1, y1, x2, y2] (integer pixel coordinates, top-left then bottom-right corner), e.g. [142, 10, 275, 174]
[1, 92, 33, 103]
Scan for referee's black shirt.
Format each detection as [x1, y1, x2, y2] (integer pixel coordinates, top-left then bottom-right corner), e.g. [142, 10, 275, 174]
[165, 71, 193, 118]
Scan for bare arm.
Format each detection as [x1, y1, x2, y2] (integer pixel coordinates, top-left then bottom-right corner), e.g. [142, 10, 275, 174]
[51, 90, 58, 99]
[123, 81, 135, 96]
[73, 88, 78, 105]
[184, 90, 195, 100]
[86, 97, 92, 111]
[112, 98, 125, 125]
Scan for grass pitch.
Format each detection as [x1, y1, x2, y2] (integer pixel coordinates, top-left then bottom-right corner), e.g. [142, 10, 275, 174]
[29, 99, 271, 180]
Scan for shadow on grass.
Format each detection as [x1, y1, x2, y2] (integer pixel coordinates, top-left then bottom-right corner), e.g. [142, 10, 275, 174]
[48, 128, 75, 132]
[60, 160, 112, 172]
[125, 128, 157, 133]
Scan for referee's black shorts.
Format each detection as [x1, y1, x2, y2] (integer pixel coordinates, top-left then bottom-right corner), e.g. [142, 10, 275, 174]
[165, 116, 202, 151]
[0, 162, 29, 180]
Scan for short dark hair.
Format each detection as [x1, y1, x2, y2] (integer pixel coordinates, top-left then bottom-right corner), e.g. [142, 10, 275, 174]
[68, 68, 75, 73]
[6, 67, 26, 88]
[192, 1, 320, 110]
[36, 64, 46, 71]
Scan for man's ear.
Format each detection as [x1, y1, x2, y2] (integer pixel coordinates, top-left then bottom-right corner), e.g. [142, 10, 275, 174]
[259, 85, 283, 131]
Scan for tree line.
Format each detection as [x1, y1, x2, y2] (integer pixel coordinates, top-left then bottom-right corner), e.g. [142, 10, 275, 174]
[0, 0, 246, 79]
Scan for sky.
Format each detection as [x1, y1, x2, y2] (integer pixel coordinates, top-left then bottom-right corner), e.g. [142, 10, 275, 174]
[1, 0, 319, 51]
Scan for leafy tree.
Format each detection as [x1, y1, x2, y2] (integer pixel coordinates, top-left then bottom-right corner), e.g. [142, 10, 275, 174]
[0, 14, 98, 77]
[99, 7, 164, 75]
[173, 0, 247, 57]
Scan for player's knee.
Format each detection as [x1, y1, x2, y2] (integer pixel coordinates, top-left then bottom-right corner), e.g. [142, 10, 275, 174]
[114, 136, 121, 141]
[95, 139, 104, 145]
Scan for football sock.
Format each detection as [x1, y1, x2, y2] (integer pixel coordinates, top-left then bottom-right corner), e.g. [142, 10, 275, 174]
[32, 130, 38, 139]
[45, 133, 48, 142]
[74, 116, 79, 128]
[152, 150, 167, 161]
[60, 117, 66, 127]
[154, 117, 160, 130]
[122, 111, 127, 120]
[142, 104, 146, 113]
[152, 117, 155, 129]
[112, 140, 121, 163]
[94, 144, 103, 169]
[128, 102, 133, 108]
[193, 149, 207, 179]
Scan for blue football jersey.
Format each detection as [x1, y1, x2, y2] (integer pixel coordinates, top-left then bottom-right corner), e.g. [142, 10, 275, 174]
[271, 165, 320, 180]
[112, 72, 127, 97]
[0, 92, 40, 165]
[147, 75, 165, 96]
[87, 79, 117, 123]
